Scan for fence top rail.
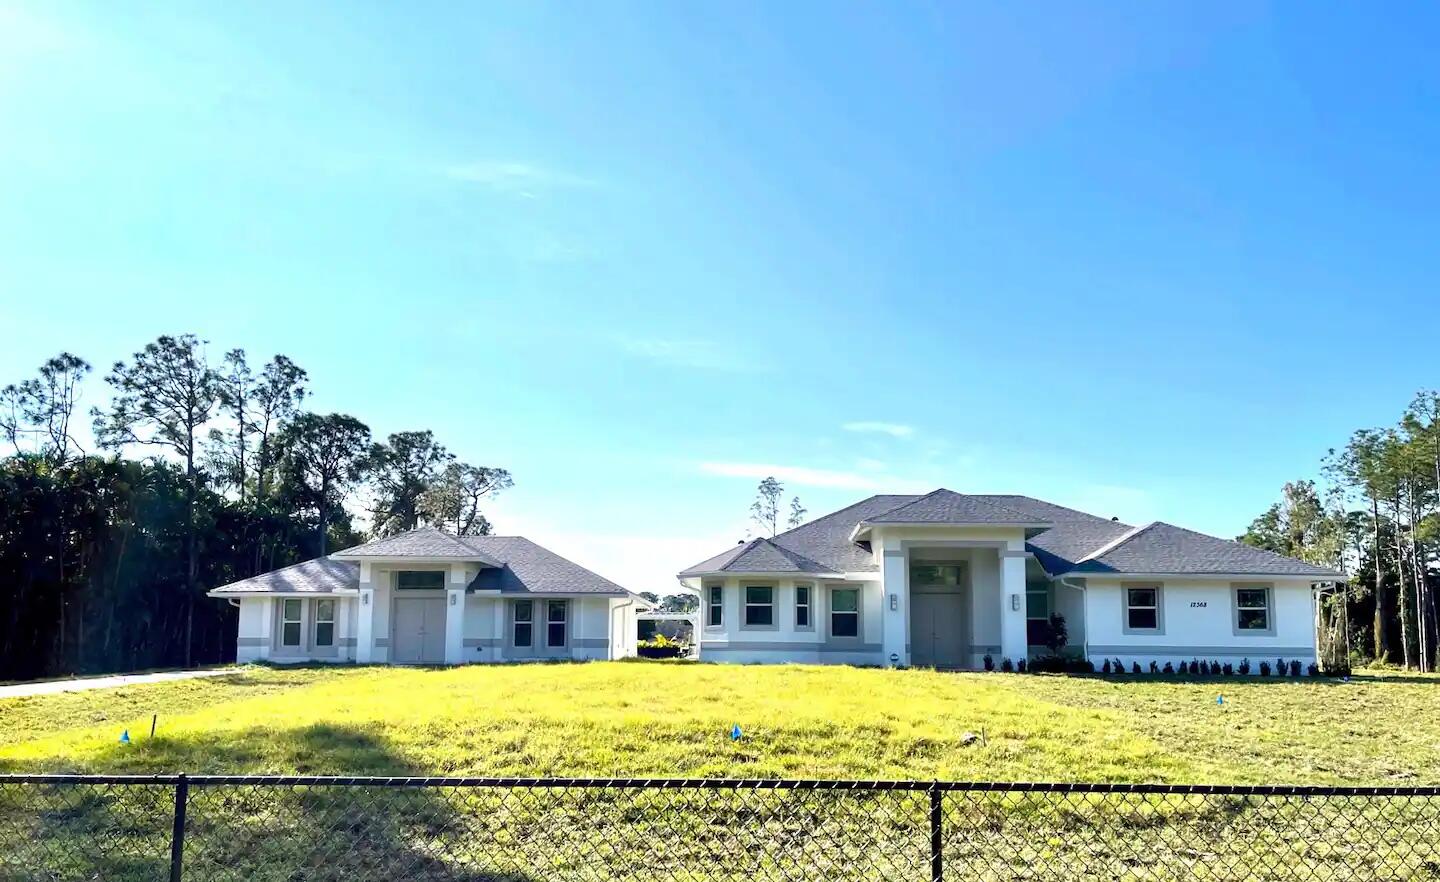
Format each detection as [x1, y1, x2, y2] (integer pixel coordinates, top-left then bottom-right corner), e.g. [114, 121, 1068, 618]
[3, 774, 1440, 796]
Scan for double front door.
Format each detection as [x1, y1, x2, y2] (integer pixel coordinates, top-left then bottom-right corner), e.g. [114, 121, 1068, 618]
[910, 562, 968, 668]
[393, 596, 447, 664]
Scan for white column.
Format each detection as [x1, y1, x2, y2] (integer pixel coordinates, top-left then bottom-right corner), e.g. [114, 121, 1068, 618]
[255, 597, 275, 662]
[355, 561, 375, 664]
[881, 547, 908, 667]
[445, 564, 467, 665]
[491, 598, 506, 662]
[999, 550, 1028, 665]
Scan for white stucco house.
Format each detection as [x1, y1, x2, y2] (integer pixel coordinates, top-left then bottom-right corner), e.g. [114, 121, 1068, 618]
[209, 528, 647, 665]
[677, 489, 1341, 671]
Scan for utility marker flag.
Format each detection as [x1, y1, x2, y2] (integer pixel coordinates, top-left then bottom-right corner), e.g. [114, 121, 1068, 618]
[730, 724, 742, 741]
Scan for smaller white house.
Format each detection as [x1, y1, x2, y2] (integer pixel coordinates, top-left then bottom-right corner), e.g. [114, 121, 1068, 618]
[678, 489, 1341, 671]
[209, 528, 647, 665]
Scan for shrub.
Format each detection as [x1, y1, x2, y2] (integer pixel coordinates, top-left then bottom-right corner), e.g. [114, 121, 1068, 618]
[1102, 659, 1112, 675]
[1044, 614, 1069, 656]
[1276, 658, 1286, 677]
[1222, 663, 1234, 676]
[1016, 658, 1028, 673]
[1238, 658, 1251, 675]
[1114, 658, 1124, 673]
[1162, 662, 1174, 674]
[1000, 657, 1014, 673]
[1149, 661, 1159, 674]
[1210, 660, 1221, 675]
[983, 654, 994, 672]
[1187, 660, 1199, 675]
[1131, 662, 1141, 674]
[1289, 660, 1302, 677]
[1307, 663, 1320, 677]
[1259, 660, 1272, 677]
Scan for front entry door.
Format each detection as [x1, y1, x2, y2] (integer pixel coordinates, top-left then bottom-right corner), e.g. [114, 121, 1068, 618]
[393, 597, 447, 664]
[911, 591, 967, 668]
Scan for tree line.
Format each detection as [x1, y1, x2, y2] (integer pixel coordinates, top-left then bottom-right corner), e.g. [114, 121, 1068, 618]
[0, 334, 511, 681]
[1239, 391, 1440, 672]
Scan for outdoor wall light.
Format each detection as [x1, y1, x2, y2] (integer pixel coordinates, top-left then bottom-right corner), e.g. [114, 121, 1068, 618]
[449, 593, 457, 606]
[889, 653, 900, 665]
[889, 593, 898, 610]
[361, 594, 369, 606]
[1010, 593, 1021, 611]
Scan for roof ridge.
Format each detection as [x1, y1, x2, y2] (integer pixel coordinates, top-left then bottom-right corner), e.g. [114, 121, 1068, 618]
[1076, 521, 1158, 563]
[864, 488, 1042, 525]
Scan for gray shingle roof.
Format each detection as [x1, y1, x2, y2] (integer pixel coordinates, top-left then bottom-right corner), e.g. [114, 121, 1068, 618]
[678, 538, 837, 577]
[208, 557, 359, 595]
[861, 489, 1049, 526]
[330, 526, 503, 566]
[464, 536, 638, 596]
[680, 492, 1337, 580]
[209, 531, 640, 597]
[1066, 522, 1342, 577]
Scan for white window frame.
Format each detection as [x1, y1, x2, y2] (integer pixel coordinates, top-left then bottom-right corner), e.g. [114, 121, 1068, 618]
[742, 584, 776, 630]
[828, 586, 861, 641]
[281, 598, 303, 647]
[513, 599, 534, 648]
[706, 585, 724, 628]
[1232, 584, 1275, 636]
[546, 600, 569, 648]
[313, 599, 336, 647]
[795, 583, 813, 631]
[1122, 583, 1164, 635]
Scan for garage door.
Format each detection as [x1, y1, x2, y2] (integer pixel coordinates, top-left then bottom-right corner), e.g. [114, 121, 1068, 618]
[393, 597, 446, 664]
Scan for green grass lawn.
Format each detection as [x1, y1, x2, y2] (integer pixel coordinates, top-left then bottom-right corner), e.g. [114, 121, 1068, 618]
[3, 661, 1438, 784]
[4, 663, 1440, 880]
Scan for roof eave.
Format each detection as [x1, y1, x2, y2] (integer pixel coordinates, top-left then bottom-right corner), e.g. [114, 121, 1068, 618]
[677, 569, 845, 580]
[1058, 570, 1344, 581]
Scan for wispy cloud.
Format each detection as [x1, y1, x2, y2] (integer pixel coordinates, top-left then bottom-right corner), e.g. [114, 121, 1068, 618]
[618, 338, 766, 373]
[842, 421, 915, 439]
[444, 160, 598, 197]
[701, 461, 903, 490]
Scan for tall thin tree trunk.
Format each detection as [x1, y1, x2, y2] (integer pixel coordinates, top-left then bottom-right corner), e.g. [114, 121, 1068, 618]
[1392, 495, 1412, 669]
[185, 446, 197, 669]
[1371, 495, 1390, 662]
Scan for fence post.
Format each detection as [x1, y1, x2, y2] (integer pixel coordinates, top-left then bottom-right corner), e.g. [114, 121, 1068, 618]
[169, 773, 189, 882]
[929, 784, 943, 882]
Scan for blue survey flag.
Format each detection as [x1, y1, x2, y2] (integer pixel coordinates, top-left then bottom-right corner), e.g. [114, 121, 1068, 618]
[119, 730, 130, 744]
[730, 724, 742, 741]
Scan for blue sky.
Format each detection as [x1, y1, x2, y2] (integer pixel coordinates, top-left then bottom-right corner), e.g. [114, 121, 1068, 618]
[3, 3, 1438, 593]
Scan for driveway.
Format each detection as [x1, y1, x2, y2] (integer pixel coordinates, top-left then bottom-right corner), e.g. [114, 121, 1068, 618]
[0, 668, 242, 699]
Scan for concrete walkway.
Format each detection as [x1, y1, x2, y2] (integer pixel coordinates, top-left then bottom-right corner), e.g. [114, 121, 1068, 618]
[0, 668, 241, 699]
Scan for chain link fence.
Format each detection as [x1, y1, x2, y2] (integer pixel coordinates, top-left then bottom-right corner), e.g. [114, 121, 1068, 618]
[2, 775, 1440, 881]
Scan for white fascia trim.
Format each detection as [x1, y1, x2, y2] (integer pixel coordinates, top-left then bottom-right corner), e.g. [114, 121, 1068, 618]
[680, 570, 845, 580]
[850, 521, 1050, 541]
[1059, 572, 1340, 582]
[205, 590, 357, 598]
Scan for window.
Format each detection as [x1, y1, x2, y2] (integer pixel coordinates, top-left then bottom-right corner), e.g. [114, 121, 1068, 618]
[1235, 586, 1272, 633]
[281, 598, 302, 647]
[743, 586, 774, 627]
[795, 584, 812, 629]
[547, 600, 568, 647]
[706, 585, 723, 627]
[1026, 585, 1050, 645]
[396, 570, 445, 590]
[314, 599, 335, 647]
[910, 564, 963, 586]
[513, 600, 533, 647]
[1124, 585, 1161, 632]
[830, 587, 859, 638]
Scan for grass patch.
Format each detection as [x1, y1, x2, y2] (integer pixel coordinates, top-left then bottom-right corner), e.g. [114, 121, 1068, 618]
[2, 663, 1438, 784]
